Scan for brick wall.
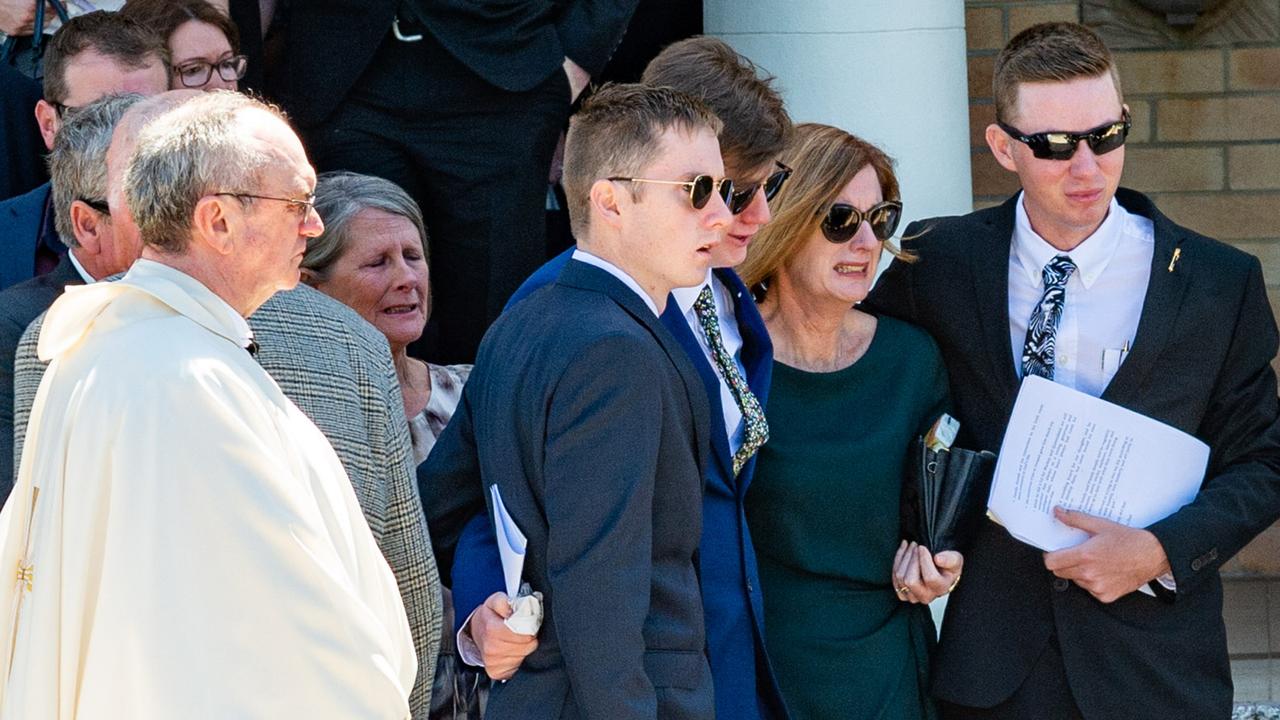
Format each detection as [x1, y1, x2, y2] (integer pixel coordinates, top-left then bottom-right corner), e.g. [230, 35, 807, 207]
[965, 0, 1280, 574]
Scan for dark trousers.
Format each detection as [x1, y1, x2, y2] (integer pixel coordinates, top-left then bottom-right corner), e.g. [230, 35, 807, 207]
[938, 635, 1085, 720]
[304, 30, 571, 363]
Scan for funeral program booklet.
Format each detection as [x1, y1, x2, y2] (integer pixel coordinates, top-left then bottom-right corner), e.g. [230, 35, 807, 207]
[987, 375, 1208, 552]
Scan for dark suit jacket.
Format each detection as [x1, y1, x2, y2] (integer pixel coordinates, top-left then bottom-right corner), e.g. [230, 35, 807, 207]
[270, 0, 638, 127]
[493, 251, 789, 718]
[0, 64, 46, 201]
[0, 253, 82, 501]
[423, 259, 714, 720]
[862, 188, 1280, 719]
[0, 182, 53, 291]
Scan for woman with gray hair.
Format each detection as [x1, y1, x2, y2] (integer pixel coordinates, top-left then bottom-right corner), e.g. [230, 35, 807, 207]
[303, 171, 470, 465]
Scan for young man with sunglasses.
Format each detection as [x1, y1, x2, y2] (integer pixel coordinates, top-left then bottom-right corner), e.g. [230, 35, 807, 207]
[422, 83, 729, 720]
[864, 22, 1280, 720]
[435, 37, 796, 720]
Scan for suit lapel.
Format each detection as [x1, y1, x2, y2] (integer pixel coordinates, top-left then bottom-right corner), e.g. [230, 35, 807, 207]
[1100, 190, 1190, 405]
[660, 302, 736, 492]
[557, 260, 710, 467]
[970, 196, 1021, 398]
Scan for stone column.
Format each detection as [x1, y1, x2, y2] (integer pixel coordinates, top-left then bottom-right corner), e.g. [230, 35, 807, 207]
[705, 0, 974, 229]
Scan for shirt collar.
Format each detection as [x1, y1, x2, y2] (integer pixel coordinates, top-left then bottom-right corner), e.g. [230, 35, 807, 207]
[66, 249, 96, 284]
[670, 269, 715, 316]
[570, 248, 659, 316]
[1013, 193, 1127, 290]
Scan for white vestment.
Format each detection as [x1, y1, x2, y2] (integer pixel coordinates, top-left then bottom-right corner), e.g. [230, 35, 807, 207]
[0, 260, 416, 719]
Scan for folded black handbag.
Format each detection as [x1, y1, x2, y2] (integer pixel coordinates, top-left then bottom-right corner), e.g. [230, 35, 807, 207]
[900, 436, 996, 554]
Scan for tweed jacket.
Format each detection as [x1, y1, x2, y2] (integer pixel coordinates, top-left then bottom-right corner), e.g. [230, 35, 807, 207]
[14, 283, 442, 719]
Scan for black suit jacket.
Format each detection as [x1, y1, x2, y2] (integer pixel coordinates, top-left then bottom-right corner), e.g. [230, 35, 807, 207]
[0, 253, 83, 501]
[422, 259, 714, 720]
[271, 0, 638, 127]
[863, 188, 1280, 719]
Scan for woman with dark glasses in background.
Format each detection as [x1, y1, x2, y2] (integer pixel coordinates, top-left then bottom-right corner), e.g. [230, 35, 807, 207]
[121, 0, 247, 92]
[737, 123, 963, 720]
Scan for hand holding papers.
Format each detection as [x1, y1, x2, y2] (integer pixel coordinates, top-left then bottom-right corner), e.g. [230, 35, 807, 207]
[490, 485, 543, 636]
[988, 376, 1208, 553]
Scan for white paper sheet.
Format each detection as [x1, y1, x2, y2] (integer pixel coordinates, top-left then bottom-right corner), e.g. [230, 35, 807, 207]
[988, 375, 1209, 552]
[490, 484, 527, 598]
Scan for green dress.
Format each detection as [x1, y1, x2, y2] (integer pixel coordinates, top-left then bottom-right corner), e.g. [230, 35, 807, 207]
[746, 316, 949, 720]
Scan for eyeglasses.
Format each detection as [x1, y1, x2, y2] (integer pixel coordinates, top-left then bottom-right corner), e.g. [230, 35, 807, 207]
[607, 174, 734, 210]
[173, 55, 249, 88]
[820, 200, 903, 243]
[997, 110, 1131, 161]
[728, 161, 792, 215]
[78, 197, 110, 214]
[49, 101, 80, 118]
[213, 192, 318, 218]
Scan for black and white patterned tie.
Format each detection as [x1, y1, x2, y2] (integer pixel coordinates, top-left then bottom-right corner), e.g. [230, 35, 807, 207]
[1021, 255, 1077, 380]
[693, 285, 768, 476]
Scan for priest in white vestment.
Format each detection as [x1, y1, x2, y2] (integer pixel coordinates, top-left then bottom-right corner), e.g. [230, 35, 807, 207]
[0, 91, 416, 719]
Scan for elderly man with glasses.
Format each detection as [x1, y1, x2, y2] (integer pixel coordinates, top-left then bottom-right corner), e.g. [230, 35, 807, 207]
[0, 90, 417, 719]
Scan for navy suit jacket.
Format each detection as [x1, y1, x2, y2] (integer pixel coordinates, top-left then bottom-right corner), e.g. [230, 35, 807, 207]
[454, 248, 789, 720]
[0, 253, 82, 500]
[422, 259, 714, 720]
[0, 182, 57, 291]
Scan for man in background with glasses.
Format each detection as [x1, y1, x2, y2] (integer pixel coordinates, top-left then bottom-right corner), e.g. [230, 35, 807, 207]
[422, 83, 730, 720]
[0, 10, 165, 290]
[864, 22, 1280, 720]
[441, 37, 795, 720]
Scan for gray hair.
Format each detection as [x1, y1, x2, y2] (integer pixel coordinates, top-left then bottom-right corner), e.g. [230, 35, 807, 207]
[303, 171, 428, 280]
[48, 93, 145, 248]
[124, 90, 287, 253]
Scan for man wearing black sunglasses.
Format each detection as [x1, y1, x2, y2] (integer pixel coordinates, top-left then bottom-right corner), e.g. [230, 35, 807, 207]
[439, 37, 796, 720]
[865, 22, 1280, 720]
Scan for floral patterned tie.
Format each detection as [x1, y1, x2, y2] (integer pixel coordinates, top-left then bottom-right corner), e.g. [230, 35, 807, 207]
[1021, 255, 1077, 381]
[693, 285, 769, 476]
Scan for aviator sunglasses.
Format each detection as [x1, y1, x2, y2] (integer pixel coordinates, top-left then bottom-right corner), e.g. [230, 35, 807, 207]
[997, 110, 1131, 161]
[608, 174, 734, 210]
[728, 161, 793, 214]
[820, 200, 903, 243]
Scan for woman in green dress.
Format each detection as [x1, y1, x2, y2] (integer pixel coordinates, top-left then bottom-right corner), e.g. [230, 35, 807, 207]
[738, 123, 965, 720]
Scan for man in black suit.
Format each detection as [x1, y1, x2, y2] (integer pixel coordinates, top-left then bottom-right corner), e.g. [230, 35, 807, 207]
[422, 83, 731, 719]
[268, 0, 639, 364]
[864, 22, 1280, 720]
[0, 92, 145, 500]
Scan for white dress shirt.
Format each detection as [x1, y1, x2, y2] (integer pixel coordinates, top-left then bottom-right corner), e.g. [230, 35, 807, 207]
[671, 270, 748, 456]
[1008, 194, 1174, 592]
[66, 249, 96, 284]
[1008, 194, 1154, 398]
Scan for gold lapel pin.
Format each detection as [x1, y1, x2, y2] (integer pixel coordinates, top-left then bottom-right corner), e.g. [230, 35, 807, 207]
[1168, 247, 1182, 273]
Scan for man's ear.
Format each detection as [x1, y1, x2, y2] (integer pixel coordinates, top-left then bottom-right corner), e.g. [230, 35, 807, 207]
[986, 123, 1019, 173]
[191, 195, 236, 255]
[34, 100, 60, 151]
[589, 179, 624, 230]
[69, 201, 105, 254]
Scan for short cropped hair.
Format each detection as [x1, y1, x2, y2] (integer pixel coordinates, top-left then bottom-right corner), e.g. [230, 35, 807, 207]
[304, 171, 428, 280]
[738, 123, 904, 293]
[562, 82, 722, 240]
[643, 36, 792, 177]
[120, 0, 241, 53]
[124, 91, 288, 253]
[993, 22, 1122, 123]
[48, 93, 145, 248]
[43, 11, 167, 105]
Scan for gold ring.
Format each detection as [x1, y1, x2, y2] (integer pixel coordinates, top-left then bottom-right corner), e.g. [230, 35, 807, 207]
[947, 575, 961, 593]
[896, 586, 910, 596]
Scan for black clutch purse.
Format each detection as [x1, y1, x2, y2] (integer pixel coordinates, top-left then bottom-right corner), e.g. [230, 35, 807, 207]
[900, 434, 996, 554]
